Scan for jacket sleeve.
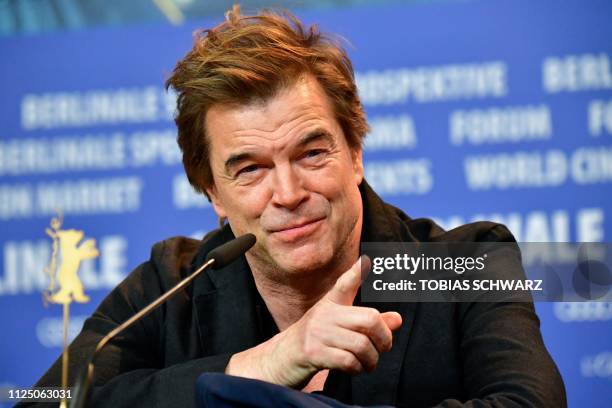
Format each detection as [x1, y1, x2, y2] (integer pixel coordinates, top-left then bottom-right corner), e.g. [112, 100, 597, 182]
[434, 224, 567, 407]
[432, 302, 566, 408]
[21, 239, 231, 408]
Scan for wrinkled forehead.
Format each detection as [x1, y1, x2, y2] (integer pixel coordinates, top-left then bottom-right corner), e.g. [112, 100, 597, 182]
[204, 74, 343, 152]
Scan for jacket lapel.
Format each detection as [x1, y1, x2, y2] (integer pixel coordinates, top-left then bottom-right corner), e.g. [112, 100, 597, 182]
[351, 182, 419, 405]
[191, 226, 267, 356]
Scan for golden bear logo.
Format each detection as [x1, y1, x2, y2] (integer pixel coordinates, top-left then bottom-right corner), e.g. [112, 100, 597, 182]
[44, 213, 99, 305]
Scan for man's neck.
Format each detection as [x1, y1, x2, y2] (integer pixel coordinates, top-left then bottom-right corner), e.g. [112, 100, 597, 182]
[252, 265, 343, 330]
[246, 235, 361, 331]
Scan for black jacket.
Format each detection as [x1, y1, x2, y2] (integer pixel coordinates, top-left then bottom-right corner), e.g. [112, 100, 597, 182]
[29, 182, 566, 407]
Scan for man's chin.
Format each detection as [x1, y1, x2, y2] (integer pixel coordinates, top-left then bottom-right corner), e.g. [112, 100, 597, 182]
[270, 242, 334, 274]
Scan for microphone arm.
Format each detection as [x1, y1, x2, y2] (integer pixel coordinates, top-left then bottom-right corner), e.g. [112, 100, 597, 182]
[70, 233, 256, 408]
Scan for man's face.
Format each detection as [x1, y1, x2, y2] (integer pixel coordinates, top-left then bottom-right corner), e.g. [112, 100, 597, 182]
[205, 74, 364, 276]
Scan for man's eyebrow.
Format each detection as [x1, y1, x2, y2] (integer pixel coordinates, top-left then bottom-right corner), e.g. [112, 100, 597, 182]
[224, 152, 254, 174]
[296, 129, 336, 148]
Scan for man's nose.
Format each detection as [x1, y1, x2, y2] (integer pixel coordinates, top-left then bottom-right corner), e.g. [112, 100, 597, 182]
[270, 163, 308, 210]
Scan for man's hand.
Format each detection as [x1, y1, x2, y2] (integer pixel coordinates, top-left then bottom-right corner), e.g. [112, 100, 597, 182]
[225, 256, 403, 388]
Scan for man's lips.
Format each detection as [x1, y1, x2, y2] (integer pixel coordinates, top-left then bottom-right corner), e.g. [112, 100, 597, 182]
[271, 218, 325, 232]
[269, 218, 325, 241]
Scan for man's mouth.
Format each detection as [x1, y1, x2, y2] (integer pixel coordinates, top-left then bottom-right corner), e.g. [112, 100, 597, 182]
[270, 218, 325, 242]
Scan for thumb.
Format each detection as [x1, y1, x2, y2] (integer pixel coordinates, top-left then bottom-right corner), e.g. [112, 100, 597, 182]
[381, 312, 403, 332]
[326, 255, 371, 305]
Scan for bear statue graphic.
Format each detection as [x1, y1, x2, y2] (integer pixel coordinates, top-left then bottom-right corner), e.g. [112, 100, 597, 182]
[44, 213, 99, 305]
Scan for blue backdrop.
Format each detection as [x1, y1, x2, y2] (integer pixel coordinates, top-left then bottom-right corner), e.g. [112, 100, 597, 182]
[1, 0, 611, 406]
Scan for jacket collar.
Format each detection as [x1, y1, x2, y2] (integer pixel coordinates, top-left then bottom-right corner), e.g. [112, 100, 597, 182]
[191, 180, 416, 404]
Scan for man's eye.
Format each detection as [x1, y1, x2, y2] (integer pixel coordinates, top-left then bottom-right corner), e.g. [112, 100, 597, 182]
[304, 149, 324, 158]
[236, 164, 259, 176]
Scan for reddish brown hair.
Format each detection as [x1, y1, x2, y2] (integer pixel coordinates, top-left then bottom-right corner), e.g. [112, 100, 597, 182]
[166, 5, 369, 197]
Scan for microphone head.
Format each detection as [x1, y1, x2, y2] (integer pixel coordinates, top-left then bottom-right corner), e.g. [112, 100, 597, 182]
[205, 233, 256, 269]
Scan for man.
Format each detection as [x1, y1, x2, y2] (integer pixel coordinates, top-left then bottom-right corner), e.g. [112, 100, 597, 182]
[30, 6, 566, 407]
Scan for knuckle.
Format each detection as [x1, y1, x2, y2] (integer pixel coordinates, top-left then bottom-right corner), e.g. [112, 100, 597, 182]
[365, 308, 381, 328]
[342, 354, 360, 372]
[353, 334, 370, 352]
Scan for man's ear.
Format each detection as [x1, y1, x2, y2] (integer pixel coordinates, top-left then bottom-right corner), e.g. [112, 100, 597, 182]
[205, 185, 228, 219]
[351, 146, 364, 185]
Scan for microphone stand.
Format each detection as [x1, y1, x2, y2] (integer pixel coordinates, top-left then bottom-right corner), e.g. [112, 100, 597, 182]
[70, 257, 216, 408]
[70, 233, 255, 408]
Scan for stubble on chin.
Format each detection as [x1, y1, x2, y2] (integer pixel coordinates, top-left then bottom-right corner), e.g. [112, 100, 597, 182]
[249, 211, 360, 289]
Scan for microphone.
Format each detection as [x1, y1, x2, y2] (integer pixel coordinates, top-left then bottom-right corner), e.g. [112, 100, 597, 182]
[69, 233, 256, 408]
[206, 233, 256, 268]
